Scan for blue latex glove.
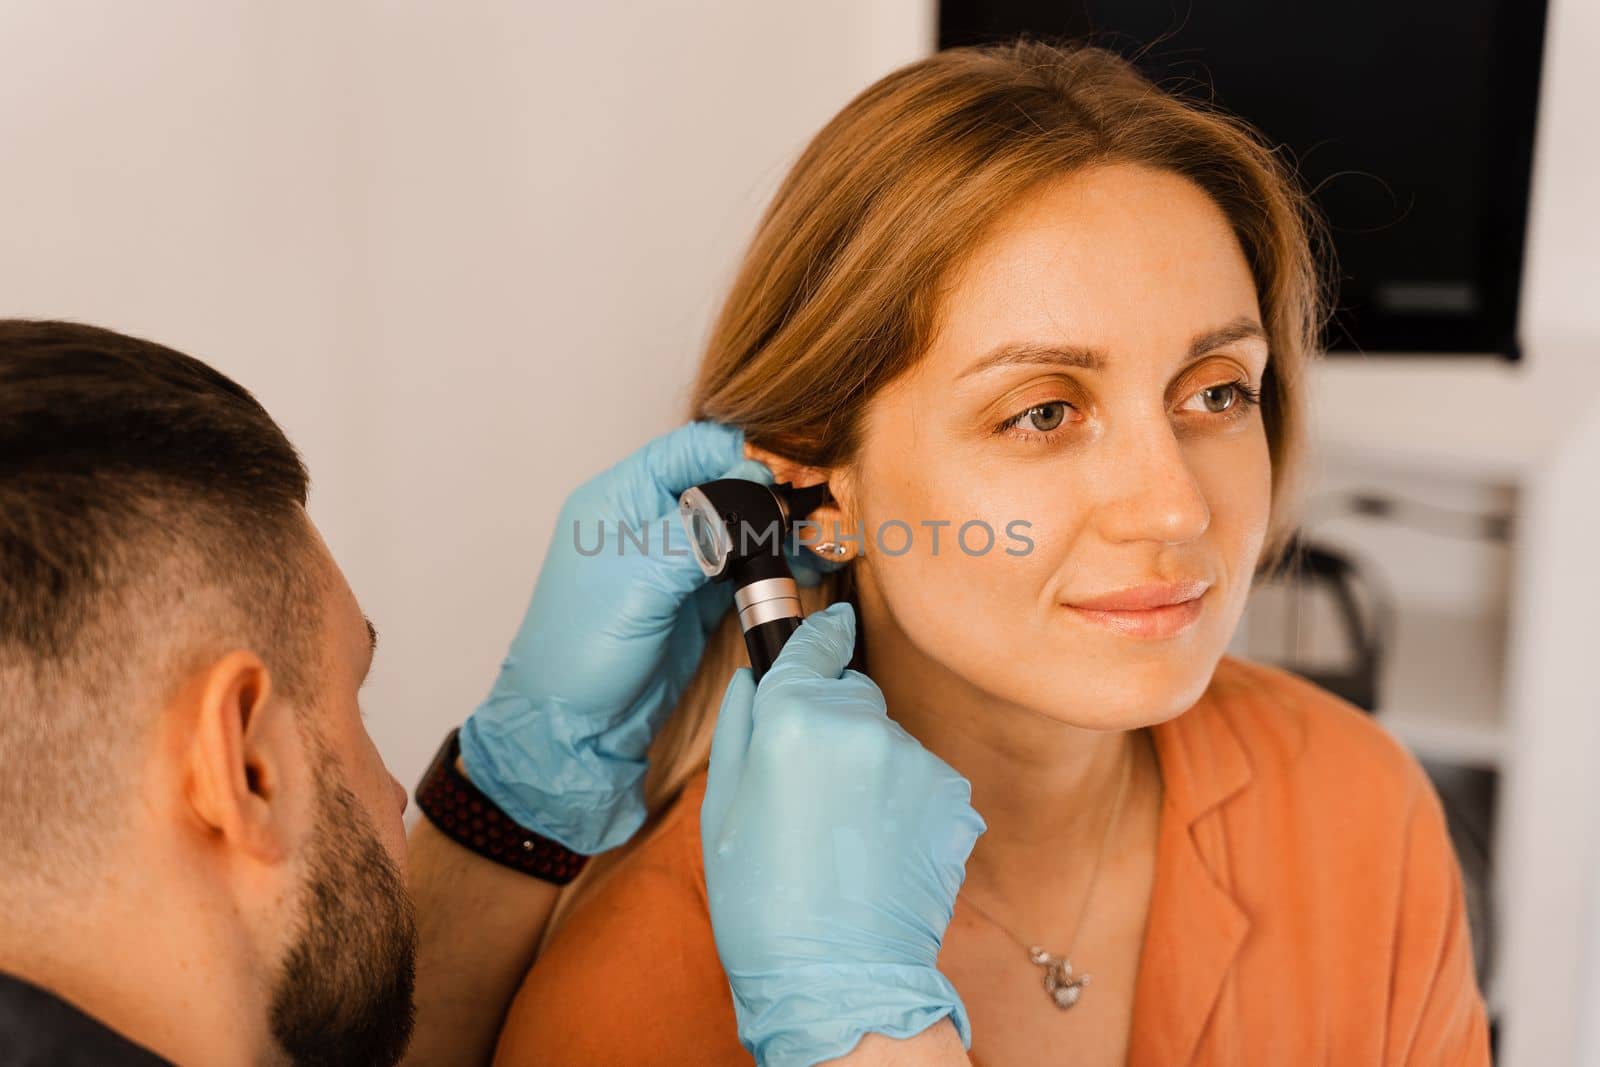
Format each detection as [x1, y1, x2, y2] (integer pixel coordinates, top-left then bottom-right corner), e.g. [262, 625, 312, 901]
[701, 601, 987, 1066]
[459, 419, 833, 855]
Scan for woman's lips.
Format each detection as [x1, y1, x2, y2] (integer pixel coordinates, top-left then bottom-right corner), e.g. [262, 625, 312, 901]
[1062, 585, 1209, 639]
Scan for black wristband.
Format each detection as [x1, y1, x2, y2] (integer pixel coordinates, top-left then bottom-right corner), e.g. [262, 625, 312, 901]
[414, 727, 590, 885]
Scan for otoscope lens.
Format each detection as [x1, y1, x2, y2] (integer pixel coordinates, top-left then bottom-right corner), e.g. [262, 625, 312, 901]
[688, 508, 725, 570]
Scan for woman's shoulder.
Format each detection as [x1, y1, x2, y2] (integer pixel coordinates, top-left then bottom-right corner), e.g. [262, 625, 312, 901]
[599, 766, 715, 902]
[1194, 656, 1491, 1059]
[1200, 652, 1433, 812]
[491, 769, 748, 1066]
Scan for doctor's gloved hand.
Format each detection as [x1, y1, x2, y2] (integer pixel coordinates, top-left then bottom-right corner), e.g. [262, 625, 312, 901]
[701, 601, 988, 1067]
[458, 419, 778, 856]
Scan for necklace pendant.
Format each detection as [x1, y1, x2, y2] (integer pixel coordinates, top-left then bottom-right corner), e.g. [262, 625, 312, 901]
[1028, 946, 1092, 1010]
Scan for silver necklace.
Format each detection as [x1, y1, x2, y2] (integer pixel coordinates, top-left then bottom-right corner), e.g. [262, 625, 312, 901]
[957, 741, 1134, 1010]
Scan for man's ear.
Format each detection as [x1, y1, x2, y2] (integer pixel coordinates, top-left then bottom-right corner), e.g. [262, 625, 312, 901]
[744, 442, 860, 556]
[182, 650, 297, 865]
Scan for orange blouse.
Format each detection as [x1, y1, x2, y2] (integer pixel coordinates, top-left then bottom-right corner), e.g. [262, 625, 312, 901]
[493, 654, 1491, 1065]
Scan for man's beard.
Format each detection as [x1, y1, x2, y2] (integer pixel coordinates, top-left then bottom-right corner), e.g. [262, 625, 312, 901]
[267, 749, 418, 1067]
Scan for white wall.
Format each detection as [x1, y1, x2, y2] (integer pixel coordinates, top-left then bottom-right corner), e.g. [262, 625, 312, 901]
[0, 1, 366, 534]
[0, 0, 934, 791]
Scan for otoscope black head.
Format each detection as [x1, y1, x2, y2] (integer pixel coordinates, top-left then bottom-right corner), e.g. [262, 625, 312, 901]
[677, 477, 831, 582]
[777, 480, 831, 527]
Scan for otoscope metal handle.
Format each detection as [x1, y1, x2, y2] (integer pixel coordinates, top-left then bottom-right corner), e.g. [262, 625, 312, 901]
[733, 575, 805, 683]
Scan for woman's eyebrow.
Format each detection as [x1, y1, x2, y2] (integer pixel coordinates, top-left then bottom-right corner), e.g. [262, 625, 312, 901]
[959, 316, 1267, 379]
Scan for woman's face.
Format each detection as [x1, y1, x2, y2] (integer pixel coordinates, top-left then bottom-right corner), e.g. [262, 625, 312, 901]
[841, 162, 1273, 730]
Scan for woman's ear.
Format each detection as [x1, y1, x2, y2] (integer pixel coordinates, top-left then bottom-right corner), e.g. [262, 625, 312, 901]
[744, 442, 861, 562]
[743, 442, 818, 489]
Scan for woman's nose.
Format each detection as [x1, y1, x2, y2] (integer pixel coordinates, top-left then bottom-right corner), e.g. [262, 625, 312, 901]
[1088, 417, 1211, 546]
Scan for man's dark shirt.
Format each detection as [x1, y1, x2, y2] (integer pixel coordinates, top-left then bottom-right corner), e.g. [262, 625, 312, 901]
[0, 969, 173, 1065]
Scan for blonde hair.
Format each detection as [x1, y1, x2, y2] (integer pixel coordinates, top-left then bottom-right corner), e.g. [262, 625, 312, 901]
[533, 36, 1329, 956]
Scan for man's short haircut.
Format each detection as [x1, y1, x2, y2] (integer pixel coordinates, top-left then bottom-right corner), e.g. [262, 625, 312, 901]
[0, 319, 324, 891]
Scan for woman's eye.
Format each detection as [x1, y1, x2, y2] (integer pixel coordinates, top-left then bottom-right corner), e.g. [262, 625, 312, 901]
[1017, 401, 1067, 433]
[998, 400, 1072, 440]
[985, 398, 1075, 444]
[1196, 383, 1238, 413]
[1183, 379, 1262, 417]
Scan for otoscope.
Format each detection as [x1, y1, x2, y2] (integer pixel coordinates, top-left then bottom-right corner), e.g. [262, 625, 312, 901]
[678, 477, 831, 682]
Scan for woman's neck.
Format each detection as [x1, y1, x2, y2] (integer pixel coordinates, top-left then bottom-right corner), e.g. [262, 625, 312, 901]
[856, 593, 1164, 933]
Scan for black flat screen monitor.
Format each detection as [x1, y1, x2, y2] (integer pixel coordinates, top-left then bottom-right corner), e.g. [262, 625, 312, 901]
[939, 1, 1549, 359]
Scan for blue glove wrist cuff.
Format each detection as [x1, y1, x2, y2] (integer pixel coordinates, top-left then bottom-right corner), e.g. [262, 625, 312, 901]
[728, 962, 973, 1067]
[458, 702, 649, 856]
